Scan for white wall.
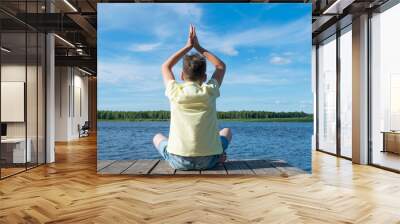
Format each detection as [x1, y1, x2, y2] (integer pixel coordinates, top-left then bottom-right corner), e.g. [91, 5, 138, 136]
[1, 82, 25, 122]
[55, 66, 70, 141]
[72, 73, 89, 138]
[1, 65, 26, 129]
[1, 65, 26, 140]
[1, 65, 40, 138]
[55, 67, 89, 141]
[1, 63, 46, 164]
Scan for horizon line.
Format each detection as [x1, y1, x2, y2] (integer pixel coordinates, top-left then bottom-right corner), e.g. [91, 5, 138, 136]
[98, 110, 313, 114]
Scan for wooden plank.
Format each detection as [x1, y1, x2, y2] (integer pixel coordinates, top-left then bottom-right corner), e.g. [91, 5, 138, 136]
[175, 169, 201, 175]
[122, 160, 159, 175]
[270, 160, 306, 177]
[245, 160, 284, 177]
[150, 160, 175, 175]
[97, 160, 116, 171]
[225, 160, 255, 175]
[98, 160, 136, 174]
[7, 135, 400, 223]
[201, 163, 227, 175]
[97, 159, 301, 176]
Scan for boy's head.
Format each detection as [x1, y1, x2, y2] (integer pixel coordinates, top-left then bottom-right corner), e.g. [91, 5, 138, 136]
[181, 53, 206, 83]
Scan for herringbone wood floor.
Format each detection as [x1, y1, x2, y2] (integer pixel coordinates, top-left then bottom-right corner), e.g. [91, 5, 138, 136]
[1, 135, 400, 224]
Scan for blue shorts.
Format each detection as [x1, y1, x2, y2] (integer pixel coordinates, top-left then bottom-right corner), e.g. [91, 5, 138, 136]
[155, 136, 229, 171]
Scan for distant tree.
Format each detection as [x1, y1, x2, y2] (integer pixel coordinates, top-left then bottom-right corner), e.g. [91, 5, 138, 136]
[98, 110, 313, 121]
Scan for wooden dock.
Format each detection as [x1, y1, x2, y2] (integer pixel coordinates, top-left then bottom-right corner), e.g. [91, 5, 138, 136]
[97, 159, 306, 177]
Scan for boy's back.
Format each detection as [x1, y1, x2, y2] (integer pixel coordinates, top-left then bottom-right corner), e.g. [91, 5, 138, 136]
[166, 78, 222, 157]
[153, 24, 231, 170]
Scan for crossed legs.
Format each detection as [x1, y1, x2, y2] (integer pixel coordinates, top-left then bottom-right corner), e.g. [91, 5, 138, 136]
[219, 128, 232, 142]
[152, 128, 233, 153]
[153, 133, 167, 149]
[218, 128, 232, 163]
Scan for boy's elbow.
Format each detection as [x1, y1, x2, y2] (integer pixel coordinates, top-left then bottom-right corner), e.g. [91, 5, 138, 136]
[161, 63, 171, 71]
[217, 62, 226, 70]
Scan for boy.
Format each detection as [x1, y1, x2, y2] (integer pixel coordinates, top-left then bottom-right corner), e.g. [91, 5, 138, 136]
[153, 25, 232, 170]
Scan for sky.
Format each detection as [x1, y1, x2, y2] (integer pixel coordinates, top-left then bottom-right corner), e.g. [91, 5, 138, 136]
[98, 3, 312, 113]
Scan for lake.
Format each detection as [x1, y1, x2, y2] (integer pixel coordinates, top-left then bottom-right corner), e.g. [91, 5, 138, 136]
[97, 121, 312, 172]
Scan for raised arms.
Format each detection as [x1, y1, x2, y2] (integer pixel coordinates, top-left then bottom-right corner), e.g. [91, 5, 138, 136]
[161, 25, 195, 86]
[192, 26, 226, 86]
[161, 25, 226, 87]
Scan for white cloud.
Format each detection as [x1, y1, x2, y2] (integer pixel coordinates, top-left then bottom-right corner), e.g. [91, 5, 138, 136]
[99, 4, 203, 39]
[100, 5, 309, 58]
[98, 58, 161, 85]
[220, 61, 307, 87]
[98, 5, 311, 111]
[171, 4, 203, 22]
[269, 56, 292, 65]
[224, 74, 288, 85]
[219, 45, 239, 56]
[197, 17, 310, 56]
[129, 42, 161, 52]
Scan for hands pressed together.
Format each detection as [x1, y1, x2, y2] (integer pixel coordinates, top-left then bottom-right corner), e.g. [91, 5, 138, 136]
[185, 24, 201, 50]
[161, 24, 225, 86]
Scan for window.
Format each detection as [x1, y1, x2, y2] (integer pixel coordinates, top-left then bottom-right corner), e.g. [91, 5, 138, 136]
[0, 1, 46, 179]
[317, 35, 337, 154]
[370, 3, 400, 171]
[339, 27, 352, 158]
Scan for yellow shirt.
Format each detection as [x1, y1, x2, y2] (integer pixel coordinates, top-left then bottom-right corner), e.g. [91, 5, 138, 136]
[165, 78, 222, 157]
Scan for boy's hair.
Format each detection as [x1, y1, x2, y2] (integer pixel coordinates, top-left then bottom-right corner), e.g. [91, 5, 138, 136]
[183, 53, 206, 81]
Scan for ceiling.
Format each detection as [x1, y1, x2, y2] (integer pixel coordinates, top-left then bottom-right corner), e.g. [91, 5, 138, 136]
[311, 0, 391, 43]
[1, 0, 395, 74]
[0, 0, 98, 74]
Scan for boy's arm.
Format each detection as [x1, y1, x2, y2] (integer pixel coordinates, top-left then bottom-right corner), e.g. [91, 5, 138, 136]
[161, 45, 192, 85]
[192, 26, 226, 86]
[195, 46, 226, 86]
[161, 25, 194, 86]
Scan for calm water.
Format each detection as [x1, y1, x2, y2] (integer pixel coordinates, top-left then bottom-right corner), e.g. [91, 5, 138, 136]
[98, 121, 312, 171]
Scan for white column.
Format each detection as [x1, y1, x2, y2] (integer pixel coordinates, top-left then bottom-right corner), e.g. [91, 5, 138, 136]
[312, 45, 317, 151]
[55, 67, 73, 141]
[46, 33, 55, 163]
[352, 14, 369, 164]
[45, 1, 55, 163]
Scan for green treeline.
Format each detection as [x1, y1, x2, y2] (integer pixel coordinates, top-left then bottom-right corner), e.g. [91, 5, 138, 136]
[98, 110, 313, 122]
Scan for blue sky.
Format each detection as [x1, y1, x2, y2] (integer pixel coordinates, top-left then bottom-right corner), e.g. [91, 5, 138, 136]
[98, 3, 312, 112]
